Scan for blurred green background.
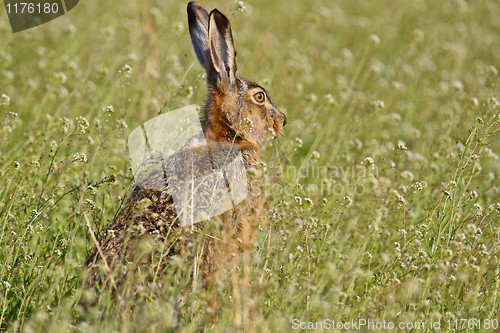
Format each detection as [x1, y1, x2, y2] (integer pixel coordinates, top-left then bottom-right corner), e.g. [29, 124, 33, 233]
[1, 0, 499, 331]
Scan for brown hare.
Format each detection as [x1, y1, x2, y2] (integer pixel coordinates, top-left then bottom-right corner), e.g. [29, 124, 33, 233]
[85, 1, 286, 287]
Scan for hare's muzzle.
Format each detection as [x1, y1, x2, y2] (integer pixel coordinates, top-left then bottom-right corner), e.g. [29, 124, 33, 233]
[273, 108, 287, 138]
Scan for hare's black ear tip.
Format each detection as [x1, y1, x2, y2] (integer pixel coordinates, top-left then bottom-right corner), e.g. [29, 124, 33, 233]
[187, 1, 200, 11]
[209, 9, 224, 18]
[209, 9, 230, 25]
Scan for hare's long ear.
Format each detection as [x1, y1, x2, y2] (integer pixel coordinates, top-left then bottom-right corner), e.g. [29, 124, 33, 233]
[208, 9, 237, 89]
[187, 2, 211, 71]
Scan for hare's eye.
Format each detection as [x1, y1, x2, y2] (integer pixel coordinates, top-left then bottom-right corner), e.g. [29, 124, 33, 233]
[253, 92, 265, 103]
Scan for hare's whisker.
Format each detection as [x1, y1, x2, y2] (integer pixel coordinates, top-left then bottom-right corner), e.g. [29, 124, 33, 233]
[276, 137, 291, 164]
[275, 142, 281, 168]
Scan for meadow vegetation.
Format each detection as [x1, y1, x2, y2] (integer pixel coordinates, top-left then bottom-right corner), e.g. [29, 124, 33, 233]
[0, 0, 499, 331]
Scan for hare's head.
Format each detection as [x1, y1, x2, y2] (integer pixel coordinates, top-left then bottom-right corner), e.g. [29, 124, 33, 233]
[187, 2, 286, 150]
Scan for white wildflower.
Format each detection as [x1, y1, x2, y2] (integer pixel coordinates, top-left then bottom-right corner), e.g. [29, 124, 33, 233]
[54, 72, 67, 84]
[1, 93, 10, 106]
[397, 140, 407, 150]
[104, 105, 115, 113]
[369, 34, 381, 47]
[343, 195, 353, 206]
[75, 116, 89, 134]
[311, 151, 320, 160]
[73, 152, 87, 163]
[371, 100, 385, 109]
[295, 138, 303, 148]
